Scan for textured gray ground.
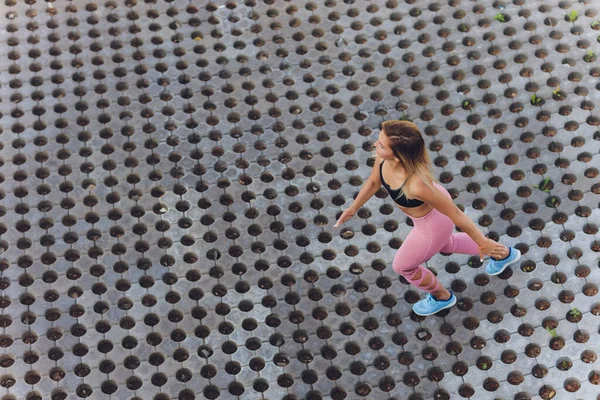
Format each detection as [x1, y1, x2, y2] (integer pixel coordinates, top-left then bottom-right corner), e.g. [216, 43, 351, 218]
[0, 0, 599, 399]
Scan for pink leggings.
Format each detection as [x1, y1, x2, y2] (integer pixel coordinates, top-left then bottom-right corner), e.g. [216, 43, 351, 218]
[392, 182, 480, 294]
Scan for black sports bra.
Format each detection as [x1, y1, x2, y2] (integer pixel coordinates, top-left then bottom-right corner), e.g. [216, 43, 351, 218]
[380, 160, 425, 208]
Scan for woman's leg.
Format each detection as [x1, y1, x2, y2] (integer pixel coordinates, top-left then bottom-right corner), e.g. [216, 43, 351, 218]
[393, 255, 445, 294]
[392, 243, 444, 295]
[440, 231, 510, 261]
[439, 232, 480, 255]
[392, 209, 455, 298]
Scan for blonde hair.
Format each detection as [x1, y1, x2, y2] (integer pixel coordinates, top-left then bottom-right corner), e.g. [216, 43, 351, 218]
[380, 120, 438, 200]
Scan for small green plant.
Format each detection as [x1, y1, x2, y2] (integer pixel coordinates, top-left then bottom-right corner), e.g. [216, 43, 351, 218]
[552, 85, 561, 95]
[494, 13, 507, 23]
[521, 265, 535, 272]
[592, 21, 600, 28]
[584, 50, 595, 62]
[530, 94, 543, 106]
[552, 87, 565, 100]
[533, 176, 551, 192]
[481, 362, 488, 370]
[545, 326, 558, 337]
[398, 112, 412, 122]
[566, 10, 579, 22]
[569, 308, 582, 317]
[463, 100, 470, 107]
[562, 360, 570, 369]
[540, 177, 551, 191]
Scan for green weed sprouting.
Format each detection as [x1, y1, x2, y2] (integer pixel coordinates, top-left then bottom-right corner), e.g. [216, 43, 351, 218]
[494, 13, 507, 23]
[566, 10, 579, 22]
[545, 326, 558, 337]
[530, 94, 543, 106]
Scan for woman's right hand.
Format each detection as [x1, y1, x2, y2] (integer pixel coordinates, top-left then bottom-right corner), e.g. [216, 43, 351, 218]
[334, 207, 356, 227]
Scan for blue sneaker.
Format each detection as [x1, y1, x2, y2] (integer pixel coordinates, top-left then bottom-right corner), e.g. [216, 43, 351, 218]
[485, 247, 521, 276]
[412, 291, 457, 316]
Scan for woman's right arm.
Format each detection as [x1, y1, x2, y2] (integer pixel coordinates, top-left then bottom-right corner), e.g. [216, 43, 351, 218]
[334, 155, 383, 227]
[347, 155, 383, 212]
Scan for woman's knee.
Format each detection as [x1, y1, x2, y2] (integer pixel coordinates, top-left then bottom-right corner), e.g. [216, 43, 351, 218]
[392, 261, 418, 278]
[392, 249, 421, 276]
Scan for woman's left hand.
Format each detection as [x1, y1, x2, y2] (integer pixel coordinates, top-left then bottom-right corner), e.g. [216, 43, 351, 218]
[477, 238, 509, 262]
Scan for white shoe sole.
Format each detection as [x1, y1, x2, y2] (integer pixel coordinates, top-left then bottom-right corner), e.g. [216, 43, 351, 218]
[413, 295, 457, 316]
[486, 249, 522, 276]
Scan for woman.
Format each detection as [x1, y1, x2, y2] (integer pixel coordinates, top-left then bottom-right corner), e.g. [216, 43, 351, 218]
[334, 120, 521, 316]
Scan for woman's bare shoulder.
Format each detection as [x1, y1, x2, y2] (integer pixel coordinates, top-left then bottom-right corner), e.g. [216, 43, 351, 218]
[406, 175, 437, 192]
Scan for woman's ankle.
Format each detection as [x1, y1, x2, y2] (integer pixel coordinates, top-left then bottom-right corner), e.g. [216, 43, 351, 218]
[432, 288, 451, 301]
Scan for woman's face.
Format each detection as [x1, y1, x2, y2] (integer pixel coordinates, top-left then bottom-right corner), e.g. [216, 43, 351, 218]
[375, 130, 396, 160]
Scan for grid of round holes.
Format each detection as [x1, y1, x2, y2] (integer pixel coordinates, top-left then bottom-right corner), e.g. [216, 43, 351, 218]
[1, 1, 600, 400]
